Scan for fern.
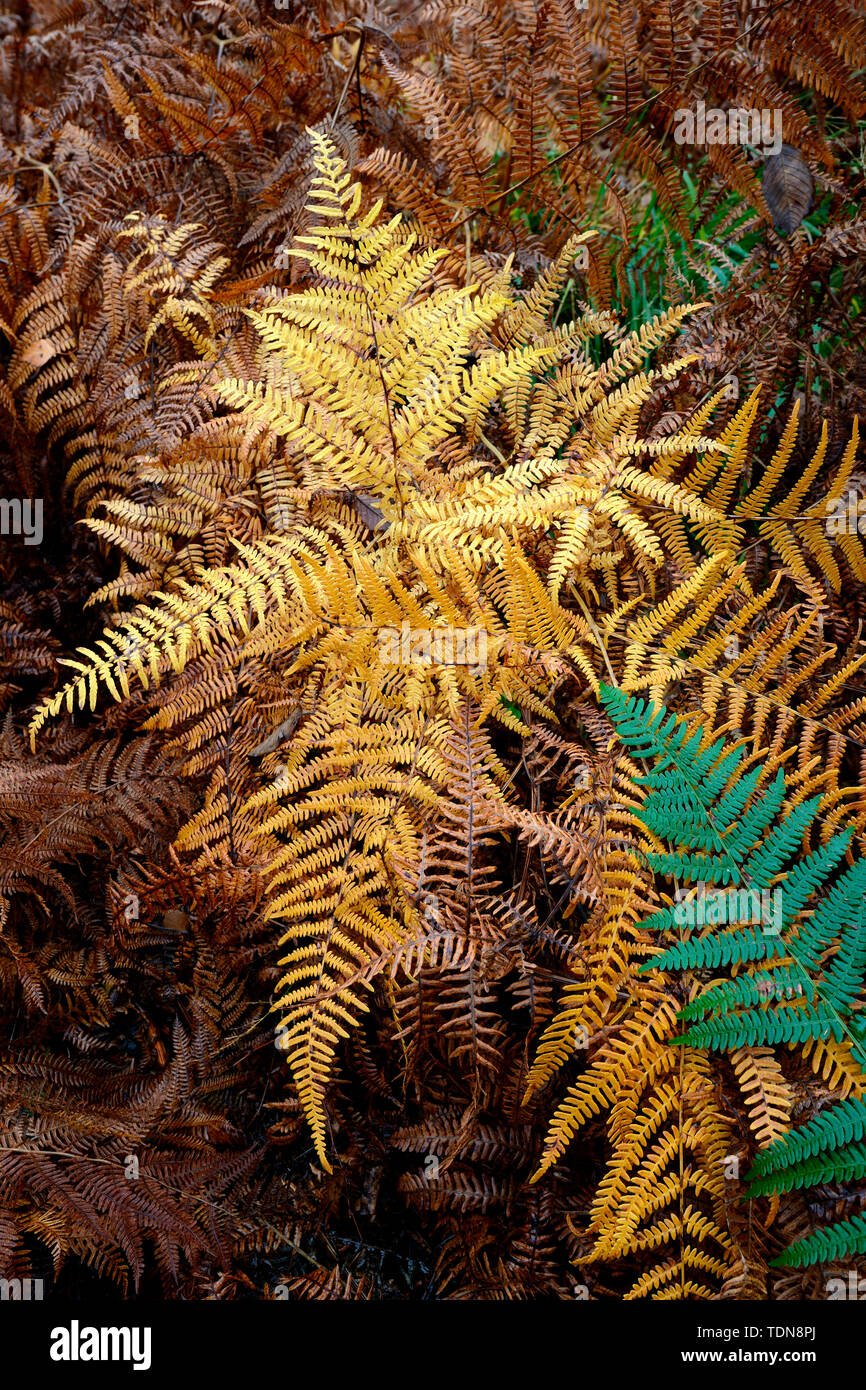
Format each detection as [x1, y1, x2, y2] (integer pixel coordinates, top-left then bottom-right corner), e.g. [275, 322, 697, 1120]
[4, 0, 866, 1304]
[737, 1094, 866, 1267]
[764, 1213, 866, 1269]
[602, 684, 866, 1272]
[600, 683, 866, 1061]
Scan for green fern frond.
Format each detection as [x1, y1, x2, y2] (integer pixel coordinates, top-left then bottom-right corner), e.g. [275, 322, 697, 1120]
[748, 1095, 866, 1180]
[604, 681, 866, 1271]
[766, 1213, 866, 1269]
[599, 684, 866, 1063]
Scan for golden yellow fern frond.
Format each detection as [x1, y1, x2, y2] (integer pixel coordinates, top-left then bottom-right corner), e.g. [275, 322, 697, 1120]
[730, 1046, 794, 1149]
[575, 1045, 735, 1299]
[119, 213, 230, 357]
[36, 131, 821, 1184]
[531, 986, 677, 1180]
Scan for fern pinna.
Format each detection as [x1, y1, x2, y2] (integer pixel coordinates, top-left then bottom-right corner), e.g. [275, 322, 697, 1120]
[601, 684, 866, 1269]
[745, 1097, 866, 1267]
